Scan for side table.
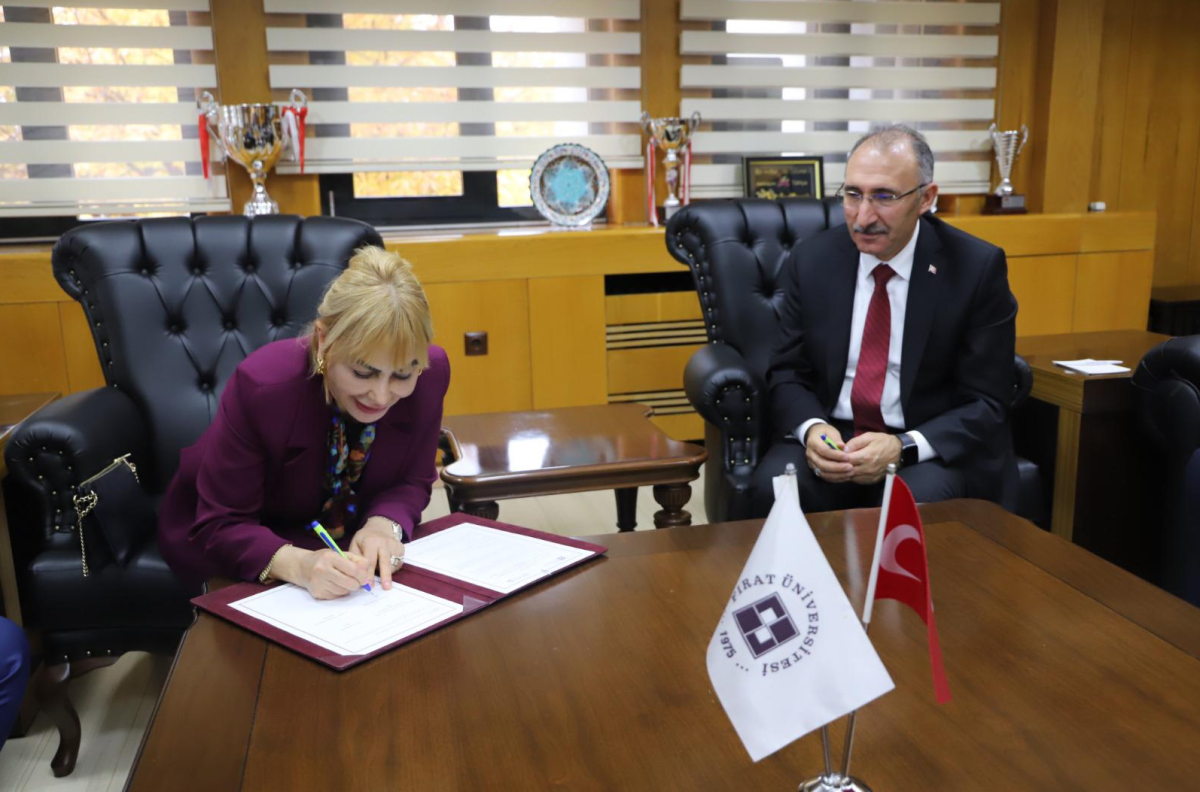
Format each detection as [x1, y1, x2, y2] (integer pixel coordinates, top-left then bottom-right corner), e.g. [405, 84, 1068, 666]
[439, 404, 707, 531]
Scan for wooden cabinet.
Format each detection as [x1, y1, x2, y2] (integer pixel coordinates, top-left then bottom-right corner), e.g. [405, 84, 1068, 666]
[423, 279, 532, 416]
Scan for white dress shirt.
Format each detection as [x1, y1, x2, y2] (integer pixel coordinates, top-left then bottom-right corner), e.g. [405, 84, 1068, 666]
[798, 223, 937, 462]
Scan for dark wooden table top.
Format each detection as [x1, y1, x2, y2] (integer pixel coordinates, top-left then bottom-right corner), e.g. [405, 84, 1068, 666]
[126, 500, 1200, 792]
[1016, 330, 1169, 412]
[440, 403, 707, 498]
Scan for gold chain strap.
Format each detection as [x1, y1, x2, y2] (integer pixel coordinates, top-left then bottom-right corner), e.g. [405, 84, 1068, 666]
[72, 490, 96, 578]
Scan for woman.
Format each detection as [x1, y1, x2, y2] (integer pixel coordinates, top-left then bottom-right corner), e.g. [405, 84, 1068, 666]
[159, 246, 449, 599]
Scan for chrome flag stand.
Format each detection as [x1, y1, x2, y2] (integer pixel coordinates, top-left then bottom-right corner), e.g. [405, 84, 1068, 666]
[797, 465, 903, 792]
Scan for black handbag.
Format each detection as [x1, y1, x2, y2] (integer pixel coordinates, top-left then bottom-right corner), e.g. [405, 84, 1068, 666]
[71, 454, 156, 576]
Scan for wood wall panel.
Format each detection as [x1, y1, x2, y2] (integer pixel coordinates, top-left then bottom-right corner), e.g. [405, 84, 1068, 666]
[59, 302, 105, 393]
[606, 291, 701, 326]
[423, 280, 532, 416]
[994, 0, 1040, 202]
[1008, 255, 1076, 337]
[1091, 0, 1200, 287]
[1071, 251, 1155, 332]
[209, 0, 320, 217]
[528, 277, 607, 409]
[607, 345, 700, 395]
[0, 304, 69, 397]
[1036, 0, 1105, 214]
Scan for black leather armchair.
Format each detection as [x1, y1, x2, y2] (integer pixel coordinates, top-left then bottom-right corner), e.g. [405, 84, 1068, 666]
[3, 214, 382, 775]
[1133, 335, 1200, 606]
[664, 198, 1041, 523]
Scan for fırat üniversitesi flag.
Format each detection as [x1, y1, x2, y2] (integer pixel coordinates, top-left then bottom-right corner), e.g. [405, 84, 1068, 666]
[705, 471, 894, 762]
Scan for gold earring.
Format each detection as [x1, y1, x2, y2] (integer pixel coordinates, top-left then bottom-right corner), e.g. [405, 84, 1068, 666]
[316, 356, 326, 375]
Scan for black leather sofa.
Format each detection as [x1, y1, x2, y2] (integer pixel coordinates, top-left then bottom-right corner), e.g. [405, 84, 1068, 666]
[3, 214, 382, 774]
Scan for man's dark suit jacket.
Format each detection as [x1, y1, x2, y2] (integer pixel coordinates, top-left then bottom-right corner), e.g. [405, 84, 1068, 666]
[765, 212, 1019, 505]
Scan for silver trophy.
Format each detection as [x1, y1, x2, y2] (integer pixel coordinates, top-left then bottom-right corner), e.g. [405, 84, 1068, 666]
[985, 123, 1029, 214]
[198, 90, 306, 216]
[641, 111, 701, 220]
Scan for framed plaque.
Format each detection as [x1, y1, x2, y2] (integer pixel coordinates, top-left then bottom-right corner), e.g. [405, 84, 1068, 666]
[743, 156, 825, 200]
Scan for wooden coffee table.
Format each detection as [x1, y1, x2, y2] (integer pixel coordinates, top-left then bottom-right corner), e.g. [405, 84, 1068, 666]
[438, 404, 707, 531]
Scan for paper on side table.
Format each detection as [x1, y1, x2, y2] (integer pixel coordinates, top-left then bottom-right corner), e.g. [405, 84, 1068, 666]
[1052, 358, 1131, 375]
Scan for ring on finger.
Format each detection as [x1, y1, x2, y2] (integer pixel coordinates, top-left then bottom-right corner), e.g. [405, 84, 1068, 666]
[389, 554, 402, 569]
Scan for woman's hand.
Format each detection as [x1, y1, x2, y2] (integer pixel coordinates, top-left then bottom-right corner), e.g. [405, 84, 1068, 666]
[348, 516, 405, 590]
[271, 546, 371, 600]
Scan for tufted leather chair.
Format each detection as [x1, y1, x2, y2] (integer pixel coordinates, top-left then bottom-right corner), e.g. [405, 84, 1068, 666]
[665, 198, 1041, 524]
[1133, 336, 1200, 606]
[3, 214, 383, 775]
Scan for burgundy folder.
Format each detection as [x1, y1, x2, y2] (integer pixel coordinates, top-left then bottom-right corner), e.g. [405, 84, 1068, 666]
[191, 512, 608, 670]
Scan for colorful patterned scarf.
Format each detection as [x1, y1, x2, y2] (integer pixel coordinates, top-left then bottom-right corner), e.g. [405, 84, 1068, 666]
[319, 412, 377, 539]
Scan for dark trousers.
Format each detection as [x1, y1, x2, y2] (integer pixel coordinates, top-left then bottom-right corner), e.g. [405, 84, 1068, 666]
[0, 617, 30, 752]
[749, 436, 968, 516]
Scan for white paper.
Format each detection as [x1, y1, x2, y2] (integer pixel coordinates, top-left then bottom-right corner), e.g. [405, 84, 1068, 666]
[404, 523, 592, 594]
[1052, 358, 1130, 375]
[230, 581, 462, 657]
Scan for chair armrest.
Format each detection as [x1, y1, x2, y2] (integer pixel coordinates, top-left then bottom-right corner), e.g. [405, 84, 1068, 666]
[4, 387, 151, 539]
[1012, 353, 1033, 410]
[684, 343, 767, 473]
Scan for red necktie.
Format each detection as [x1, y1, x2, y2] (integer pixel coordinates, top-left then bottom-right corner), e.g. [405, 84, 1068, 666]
[850, 263, 896, 436]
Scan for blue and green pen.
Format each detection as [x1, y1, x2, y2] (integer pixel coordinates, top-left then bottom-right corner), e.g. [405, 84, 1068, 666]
[309, 520, 372, 593]
[819, 433, 842, 452]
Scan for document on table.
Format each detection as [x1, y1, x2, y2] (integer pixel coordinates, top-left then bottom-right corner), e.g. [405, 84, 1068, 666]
[230, 582, 462, 657]
[404, 523, 593, 594]
[1052, 358, 1131, 375]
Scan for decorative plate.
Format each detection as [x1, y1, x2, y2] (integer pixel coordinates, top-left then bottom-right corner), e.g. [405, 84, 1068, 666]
[529, 143, 610, 227]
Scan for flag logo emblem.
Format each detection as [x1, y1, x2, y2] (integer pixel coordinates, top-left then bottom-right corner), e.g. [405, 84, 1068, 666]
[734, 593, 799, 659]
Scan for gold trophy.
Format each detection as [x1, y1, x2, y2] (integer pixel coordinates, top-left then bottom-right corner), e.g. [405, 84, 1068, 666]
[984, 123, 1029, 214]
[198, 90, 306, 216]
[641, 111, 701, 221]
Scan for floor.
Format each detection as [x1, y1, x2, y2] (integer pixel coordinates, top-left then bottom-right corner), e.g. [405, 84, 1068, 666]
[0, 473, 707, 791]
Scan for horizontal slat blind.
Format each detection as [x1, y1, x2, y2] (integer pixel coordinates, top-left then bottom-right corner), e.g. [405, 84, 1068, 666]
[0, 4, 228, 218]
[265, 3, 642, 175]
[680, 0, 1001, 196]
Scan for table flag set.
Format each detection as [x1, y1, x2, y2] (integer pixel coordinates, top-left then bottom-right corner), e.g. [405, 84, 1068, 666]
[707, 464, 950, 790]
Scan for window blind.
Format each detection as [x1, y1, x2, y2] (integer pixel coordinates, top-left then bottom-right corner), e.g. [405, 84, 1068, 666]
[679, 0, 1001, 198]
[0, 0, 229, 218]
[263, 0, 643, 176]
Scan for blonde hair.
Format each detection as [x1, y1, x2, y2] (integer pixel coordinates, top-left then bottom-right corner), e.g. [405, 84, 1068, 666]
[308, 246, 434, 399]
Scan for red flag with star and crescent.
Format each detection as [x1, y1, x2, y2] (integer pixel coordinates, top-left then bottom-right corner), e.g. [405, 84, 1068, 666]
[873, 476, 952, 704]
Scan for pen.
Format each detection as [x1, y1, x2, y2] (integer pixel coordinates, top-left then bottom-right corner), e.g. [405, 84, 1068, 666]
[309, 520, 372, 593]
[819, 433, 841, 452]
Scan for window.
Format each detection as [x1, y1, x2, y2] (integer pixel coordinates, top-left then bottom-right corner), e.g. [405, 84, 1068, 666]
[263, 0, 642, 227]
[0, 1, 227, 237]
[680, 0, 1001, 199]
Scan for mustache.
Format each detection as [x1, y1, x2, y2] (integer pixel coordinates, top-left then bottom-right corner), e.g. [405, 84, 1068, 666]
[853, 223, 887, 235]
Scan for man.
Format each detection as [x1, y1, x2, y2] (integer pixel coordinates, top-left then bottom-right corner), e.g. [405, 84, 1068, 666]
[759, 125, 1018, 514]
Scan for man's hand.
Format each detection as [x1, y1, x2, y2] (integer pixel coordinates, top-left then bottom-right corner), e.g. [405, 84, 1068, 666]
[348, 516, 405, 591]
[805, 423, 854, 483]
[844, 432, 903, 485]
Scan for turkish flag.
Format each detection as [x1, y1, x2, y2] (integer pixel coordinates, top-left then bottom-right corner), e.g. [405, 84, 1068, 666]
[874, 476, 952, 704]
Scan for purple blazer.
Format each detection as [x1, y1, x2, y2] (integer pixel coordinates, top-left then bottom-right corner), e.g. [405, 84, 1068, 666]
[158, 338, 450, 586]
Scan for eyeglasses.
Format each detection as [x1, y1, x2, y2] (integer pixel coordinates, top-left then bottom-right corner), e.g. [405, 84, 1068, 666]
[836, 183, 928, 207]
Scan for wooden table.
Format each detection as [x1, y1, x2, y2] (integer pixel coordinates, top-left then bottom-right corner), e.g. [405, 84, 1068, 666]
[126, 500, 1200, 791]
[1015, 331, 1168, 560]
[0, 391, 58, 625]
[439, 403, 707, 531]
